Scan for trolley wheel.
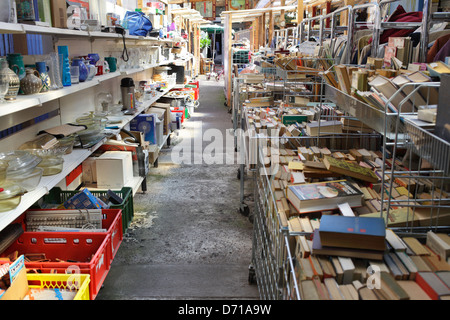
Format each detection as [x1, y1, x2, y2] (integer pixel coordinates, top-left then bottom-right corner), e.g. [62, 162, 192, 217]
[240, 203, 249, 217]
[248, 265, 256, 285]
[154, 158, 159, 168]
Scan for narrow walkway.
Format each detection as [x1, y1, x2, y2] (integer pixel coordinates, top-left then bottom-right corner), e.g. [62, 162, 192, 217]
[97, 77, 259, 300]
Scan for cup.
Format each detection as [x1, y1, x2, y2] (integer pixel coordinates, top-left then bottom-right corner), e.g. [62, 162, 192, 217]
[70, 65, 79, 84]
[105, 57, 117, 72]
[96, 65, 103, 76]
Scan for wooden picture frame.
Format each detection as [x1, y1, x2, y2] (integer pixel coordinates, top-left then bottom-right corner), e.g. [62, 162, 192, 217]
[192, 0, 216, 20]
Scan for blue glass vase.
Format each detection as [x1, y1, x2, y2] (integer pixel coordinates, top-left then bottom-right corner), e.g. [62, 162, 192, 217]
[58, 46, 71, 87]
[72, 58, 88, 82]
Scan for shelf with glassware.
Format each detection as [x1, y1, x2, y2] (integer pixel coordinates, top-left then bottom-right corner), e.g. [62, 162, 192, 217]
[0, 136, 107, 232]
[0, 80, 177, 232]
[0, 56, 191, 118]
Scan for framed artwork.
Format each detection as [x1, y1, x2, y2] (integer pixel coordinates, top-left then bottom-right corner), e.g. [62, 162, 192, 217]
[192, 0, 216, 20]
[225, 0, 247, 11]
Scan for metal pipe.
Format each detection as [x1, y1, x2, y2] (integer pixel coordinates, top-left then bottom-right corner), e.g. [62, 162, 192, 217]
[420, 0, 432, 62]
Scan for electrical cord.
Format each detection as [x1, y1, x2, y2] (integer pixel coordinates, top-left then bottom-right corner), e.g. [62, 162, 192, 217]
[121, 32, 129, 62]
[115, 26, 129, 62]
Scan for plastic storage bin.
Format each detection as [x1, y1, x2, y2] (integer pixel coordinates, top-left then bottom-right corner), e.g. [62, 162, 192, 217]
[26, 273, 91, 300]
[19, 208, 123, 265]
[1, 232, 111, 300]
[43, 187, 134, 234]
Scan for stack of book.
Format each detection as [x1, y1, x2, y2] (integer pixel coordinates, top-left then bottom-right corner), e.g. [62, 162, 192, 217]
[321, 63, 435, 114]
[291, 226, 450, 300]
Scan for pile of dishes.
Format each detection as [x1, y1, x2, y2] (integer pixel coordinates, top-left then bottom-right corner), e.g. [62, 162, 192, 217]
[75, 112, 106, 147]
[18, 134, 67, 176]
[25, 148, 67, 176]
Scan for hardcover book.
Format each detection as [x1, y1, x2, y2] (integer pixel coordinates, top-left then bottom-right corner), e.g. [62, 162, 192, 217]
[311, 229, 384, 260]
[323, 156, 379, 183]
[319, 215, 386, 251]
[286, 180, 363, 214]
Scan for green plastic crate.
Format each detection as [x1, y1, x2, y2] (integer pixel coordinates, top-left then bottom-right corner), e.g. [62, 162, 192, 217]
[43, 187, 134, 234]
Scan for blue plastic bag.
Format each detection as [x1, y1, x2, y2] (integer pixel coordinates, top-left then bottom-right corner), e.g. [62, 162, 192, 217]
[124, 11, 152, 37]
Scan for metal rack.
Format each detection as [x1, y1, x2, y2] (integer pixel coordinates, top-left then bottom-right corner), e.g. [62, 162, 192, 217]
[296, 6, 353, 65]
[240, 0, 450, 301]
[249, 134, 299, 299]
[378, 82, 450, 235]
[244, 100, 382, 299]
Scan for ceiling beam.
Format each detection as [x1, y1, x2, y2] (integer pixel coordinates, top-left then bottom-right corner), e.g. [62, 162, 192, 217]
[221, 5, 296, 15]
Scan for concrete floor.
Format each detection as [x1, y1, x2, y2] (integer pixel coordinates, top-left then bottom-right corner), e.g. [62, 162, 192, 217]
[96, 77, 259, 300]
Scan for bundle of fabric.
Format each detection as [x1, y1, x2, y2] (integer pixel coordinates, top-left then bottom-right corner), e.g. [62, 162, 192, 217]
[380, 5, 423, 44]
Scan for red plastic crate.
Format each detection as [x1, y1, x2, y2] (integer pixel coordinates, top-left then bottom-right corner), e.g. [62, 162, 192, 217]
[17, 209, 123, 265]
[1, 232, 111, 300]
[170, 87, 199, 100]
[171, 108, 185, 123]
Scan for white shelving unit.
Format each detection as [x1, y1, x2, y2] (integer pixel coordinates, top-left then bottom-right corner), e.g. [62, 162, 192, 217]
[0, 138, 105, 231]
[0, 59, 186, 118]
[0, 17, 194, 233]
[0, 81, 177, 231]
[0, 22, 172, 43]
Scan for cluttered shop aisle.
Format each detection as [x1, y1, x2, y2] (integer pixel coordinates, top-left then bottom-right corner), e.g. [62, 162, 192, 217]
[97, 77, 259, 300]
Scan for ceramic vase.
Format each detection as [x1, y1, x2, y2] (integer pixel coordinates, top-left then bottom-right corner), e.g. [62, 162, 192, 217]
[35, 61, 51, 92]
[6, 53, 26, 80]
[20, 69, 43, 95]
[0, 59, 20, 100]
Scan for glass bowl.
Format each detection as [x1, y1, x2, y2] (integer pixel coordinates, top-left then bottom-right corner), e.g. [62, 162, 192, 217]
[0, 150, 42, 177]
[0, 160, 7, 183]
[7, 167, 44, 191]
[38, 157, 64, 176]
[0, 182, 25, 212]
[58, 135, 76, 154]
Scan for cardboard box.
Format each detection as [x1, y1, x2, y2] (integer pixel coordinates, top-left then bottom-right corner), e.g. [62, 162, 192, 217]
[151, 103, 171, 135]
[82, 157, 98, 184]
[96, 151, 134, 189]
[119, 130, 150, 150]
[0, 256, 28, 300]
[99, 138, 146, 177]
[147, 13, 161, 29]
[130, 114, 158, 145]
[148, 144, 159, 165]
[50, 0, 67, 28]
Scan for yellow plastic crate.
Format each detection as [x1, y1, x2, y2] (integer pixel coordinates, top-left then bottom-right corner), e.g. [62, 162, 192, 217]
[26, 273, 91, 300]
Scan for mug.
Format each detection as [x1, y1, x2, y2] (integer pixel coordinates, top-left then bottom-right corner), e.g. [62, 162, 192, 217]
[105, 57, 117, 72]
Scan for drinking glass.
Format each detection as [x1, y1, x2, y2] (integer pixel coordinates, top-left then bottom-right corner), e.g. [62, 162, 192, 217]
[70, 65, 79, 84]
[0, 73, 9, 102]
